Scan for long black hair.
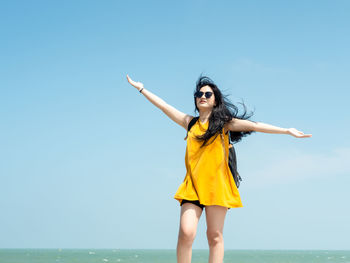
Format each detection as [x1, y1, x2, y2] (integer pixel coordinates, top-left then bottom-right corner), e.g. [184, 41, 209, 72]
[192, 74, 256, 147]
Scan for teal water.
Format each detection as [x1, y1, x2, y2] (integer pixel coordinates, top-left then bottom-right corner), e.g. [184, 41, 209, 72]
[0, 249, 349, 263]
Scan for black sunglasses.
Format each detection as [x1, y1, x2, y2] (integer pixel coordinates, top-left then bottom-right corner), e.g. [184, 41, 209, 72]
[194, 91, 213, 99]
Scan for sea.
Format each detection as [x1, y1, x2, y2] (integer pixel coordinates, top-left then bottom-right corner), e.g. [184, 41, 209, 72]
[0, 249, 349, 263]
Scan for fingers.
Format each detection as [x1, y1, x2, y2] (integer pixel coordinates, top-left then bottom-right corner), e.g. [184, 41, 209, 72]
[126, 74, 135, 85]
[298, 130, 312, 137]
[297, 133, 312, 138]
[126, 74, 131, 82]
[126, 74, 143, 90]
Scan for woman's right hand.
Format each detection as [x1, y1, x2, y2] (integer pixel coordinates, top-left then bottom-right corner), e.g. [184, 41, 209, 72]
[126, 74, 192, 130]
[126, 74, 144, 91]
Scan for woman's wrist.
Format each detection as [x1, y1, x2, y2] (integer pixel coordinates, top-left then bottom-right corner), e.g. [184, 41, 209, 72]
[139, 87, 144, 93]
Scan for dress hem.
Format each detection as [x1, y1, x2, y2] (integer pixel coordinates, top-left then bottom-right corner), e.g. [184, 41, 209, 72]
[174, 195, 243, 209]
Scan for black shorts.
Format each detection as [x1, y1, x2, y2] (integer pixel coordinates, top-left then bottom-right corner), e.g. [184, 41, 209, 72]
[180, 199, 231, 210]
[180, 199, 205, 210]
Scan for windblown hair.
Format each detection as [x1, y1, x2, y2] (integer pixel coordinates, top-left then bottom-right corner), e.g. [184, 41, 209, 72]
[192, 74, 257, 148]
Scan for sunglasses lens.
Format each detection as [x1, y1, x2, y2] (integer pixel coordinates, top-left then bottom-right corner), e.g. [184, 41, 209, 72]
[205, 92, 213, 98]
[195, 91, 204, 98]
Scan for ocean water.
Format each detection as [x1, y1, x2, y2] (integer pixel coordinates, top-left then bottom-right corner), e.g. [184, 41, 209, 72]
[0, 249, 349, 263]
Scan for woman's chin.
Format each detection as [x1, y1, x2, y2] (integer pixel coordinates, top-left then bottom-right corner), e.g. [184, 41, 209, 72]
[198, 104, 213, 111]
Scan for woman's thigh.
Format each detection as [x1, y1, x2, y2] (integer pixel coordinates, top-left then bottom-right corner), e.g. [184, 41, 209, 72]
[205, 205, 228, 233]
[178, 202, 203, 238]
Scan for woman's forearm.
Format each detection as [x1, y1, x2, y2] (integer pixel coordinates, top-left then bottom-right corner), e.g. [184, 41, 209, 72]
[254, 121, 289, 134]
[138, 87, 167, 111]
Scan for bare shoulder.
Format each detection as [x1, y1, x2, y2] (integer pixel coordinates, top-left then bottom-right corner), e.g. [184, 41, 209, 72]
[223, 117, 234, 133]
[183, 114, 195, 130]
[224, 119, 233, 134]
[223, 123, 229, 134]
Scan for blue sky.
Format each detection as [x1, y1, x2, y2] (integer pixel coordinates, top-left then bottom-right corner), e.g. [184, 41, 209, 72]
[1, 0, 349, 250]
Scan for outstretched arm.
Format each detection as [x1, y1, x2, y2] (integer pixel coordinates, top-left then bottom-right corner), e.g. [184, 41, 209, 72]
[126, 74, 192, 130]
[226, 118, 312, 138]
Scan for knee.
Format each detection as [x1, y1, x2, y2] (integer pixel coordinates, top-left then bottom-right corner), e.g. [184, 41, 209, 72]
[178, 226, 196, 246]
[206, 229, 223, 247]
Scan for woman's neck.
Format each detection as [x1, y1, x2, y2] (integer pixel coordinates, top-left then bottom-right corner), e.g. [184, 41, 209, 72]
[199, 110, 211, 123]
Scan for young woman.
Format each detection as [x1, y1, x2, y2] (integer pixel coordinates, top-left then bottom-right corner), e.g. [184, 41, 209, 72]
[126, 74, 312, 263]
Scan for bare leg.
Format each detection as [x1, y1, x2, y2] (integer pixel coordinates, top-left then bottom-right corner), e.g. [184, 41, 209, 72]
[176, 203, 203, 263]
[205, 205, 228, 263]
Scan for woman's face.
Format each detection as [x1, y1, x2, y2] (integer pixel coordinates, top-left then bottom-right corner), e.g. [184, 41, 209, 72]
[196, 85, 216, 111]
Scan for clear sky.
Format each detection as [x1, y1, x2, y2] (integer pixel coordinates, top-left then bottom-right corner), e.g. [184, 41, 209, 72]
[1, 0, 349, 250]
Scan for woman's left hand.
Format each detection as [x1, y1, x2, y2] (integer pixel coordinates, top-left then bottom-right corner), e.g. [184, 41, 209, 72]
[287, 128, 312, 138]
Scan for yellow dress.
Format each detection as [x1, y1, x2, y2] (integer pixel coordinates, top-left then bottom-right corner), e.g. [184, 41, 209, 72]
[174, 119, 243, 208]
